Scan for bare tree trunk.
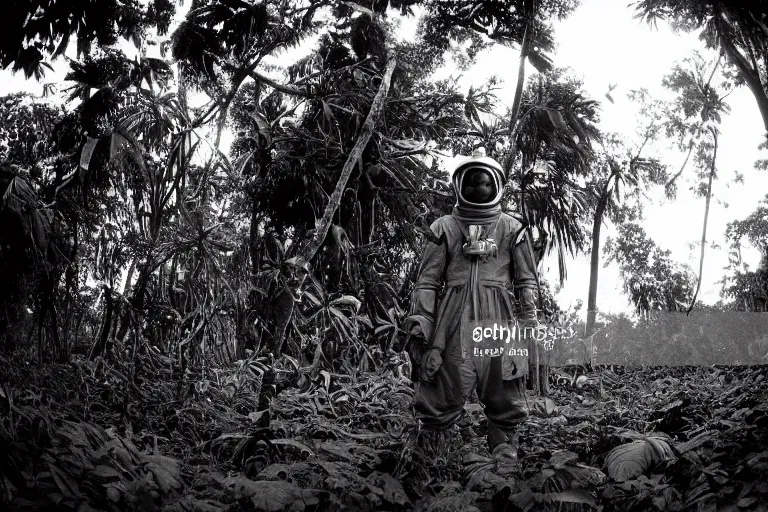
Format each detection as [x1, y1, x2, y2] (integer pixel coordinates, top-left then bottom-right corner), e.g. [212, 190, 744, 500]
[585, 153, 638, 340]
[687, 129, 719, 315]
[586, 192, 608, 339]
[302, 53, 397, 263]
[89, 285, 114, 360]
[62, 226, 78, 358]
[115, 265, 151, 344]
[123, 257, 137, 296]
[509, 17, 532, 135]
[49, 298, 63, 363]
[504, 0, 534, 175]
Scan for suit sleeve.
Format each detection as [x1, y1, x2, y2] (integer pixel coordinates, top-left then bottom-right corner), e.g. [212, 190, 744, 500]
[403, 219, 447, 346]
[511, 222, 540, 327]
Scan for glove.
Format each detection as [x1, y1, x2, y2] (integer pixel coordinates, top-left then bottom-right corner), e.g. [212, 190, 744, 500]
[406, 325, 427, 381]
[409, 324, 425, 341]
[420, 348, 443, 382]
[408, 325, 427, 358]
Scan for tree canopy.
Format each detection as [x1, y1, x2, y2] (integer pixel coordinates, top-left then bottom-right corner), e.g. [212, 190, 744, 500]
[634, 1, 768, 137]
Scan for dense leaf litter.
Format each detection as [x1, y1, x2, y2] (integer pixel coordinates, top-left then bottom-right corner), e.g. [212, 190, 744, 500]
[1, 351, 767, 511]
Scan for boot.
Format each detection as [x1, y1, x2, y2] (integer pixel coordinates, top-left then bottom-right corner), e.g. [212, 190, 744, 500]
[487, 423, 520, 477]
[456, 409, 478, 443]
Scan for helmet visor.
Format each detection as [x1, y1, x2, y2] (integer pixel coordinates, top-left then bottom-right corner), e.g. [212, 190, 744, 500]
[455, 166, 504, 206]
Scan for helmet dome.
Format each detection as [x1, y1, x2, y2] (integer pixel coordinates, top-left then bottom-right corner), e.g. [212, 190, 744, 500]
[451, 149, 505, 208]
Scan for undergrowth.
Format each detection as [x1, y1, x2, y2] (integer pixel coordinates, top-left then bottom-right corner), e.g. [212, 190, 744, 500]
[1, 350, 767, 511]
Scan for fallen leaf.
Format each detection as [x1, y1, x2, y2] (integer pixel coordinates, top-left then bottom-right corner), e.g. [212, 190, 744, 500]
[223, 477, 317, 512]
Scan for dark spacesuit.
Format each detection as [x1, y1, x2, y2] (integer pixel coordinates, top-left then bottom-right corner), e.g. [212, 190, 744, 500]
[404, 151, 541, 461]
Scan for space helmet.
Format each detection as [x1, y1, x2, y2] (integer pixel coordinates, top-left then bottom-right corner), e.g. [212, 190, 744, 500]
[451, 148, 506, 208]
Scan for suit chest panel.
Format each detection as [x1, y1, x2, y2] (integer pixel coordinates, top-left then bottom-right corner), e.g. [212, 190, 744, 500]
[442, 217, 514, 280]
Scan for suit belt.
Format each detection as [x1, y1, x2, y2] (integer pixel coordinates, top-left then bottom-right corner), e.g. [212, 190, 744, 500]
[445, 278, 510, 289]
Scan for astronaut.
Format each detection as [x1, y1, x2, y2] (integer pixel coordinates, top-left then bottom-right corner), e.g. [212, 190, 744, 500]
[404, 150, 540, 469]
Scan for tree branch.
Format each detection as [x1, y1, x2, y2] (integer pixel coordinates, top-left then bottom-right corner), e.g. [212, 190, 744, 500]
[248, 69, 311, 97]
[718, 14, 768, 134]
[343, 1, 374, 17]
[665, 125, 701, 190]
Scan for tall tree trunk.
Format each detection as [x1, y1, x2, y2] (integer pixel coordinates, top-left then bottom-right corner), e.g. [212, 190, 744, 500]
[504, 0, 534, 176]
[250, 192, 263, 275]
[585, 188, 609, 340]
[509, 18, 532, 135]
[302, 53, 397, 263]
[115, 265, 151, 344]
[62, 225, 78, 356]
[89, 284, 113, 360]
[665, 127, 700, 192]
[123, 257, 137, 296]
[253, 52, 396, 356]
[687, 129, 719, 315]
[512, 1, 541, 391]
[49, 295, 62, 363]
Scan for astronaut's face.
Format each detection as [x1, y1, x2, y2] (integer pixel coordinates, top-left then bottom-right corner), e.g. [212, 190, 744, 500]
[462, 169, 496, 203]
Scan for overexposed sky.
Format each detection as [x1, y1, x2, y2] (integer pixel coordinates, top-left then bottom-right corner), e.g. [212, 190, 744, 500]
[411, 0, 768, 319]
[551, 0, 767, 317]
[2, 0, 766, 320]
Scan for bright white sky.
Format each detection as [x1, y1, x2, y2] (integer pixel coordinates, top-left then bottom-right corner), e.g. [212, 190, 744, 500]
[549, 0, 767, 319]
[409, 0, 768, 321]
[2, 0, 767, 321]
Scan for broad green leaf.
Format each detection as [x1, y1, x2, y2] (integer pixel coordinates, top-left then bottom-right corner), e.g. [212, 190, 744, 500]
[546, 110, 569, 132]
[374, 325, 394, 336]
[271, 438, 314, 456]
[330, 295, 362, 312]
[549, 450, 579, 468]
[565, 464, 607, 487]
[79, 136, 100, 170]
[47, 462, 80, 499]
[166, 496, 226, 512]
[110, 132, 125, 159]
[319, 440, 381, 467]
[313, 460, 367, 491]
[222, 477, 316, 512]
[143, 455, 183, 494]
[257, 463, 312, 481]
[547, 489, 596, 507]
[737, 497, 758, 507]
[30, 209, 48, 251]
[106, 486, 121, 503]
[367, 471, 411, 506]
[91, 464, 122, 479]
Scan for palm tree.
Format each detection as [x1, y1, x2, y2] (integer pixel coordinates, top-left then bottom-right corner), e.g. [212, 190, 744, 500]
[486, 69, 602, 395]
[580, 81, 705, 339]
[584, 146, 665, 340]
